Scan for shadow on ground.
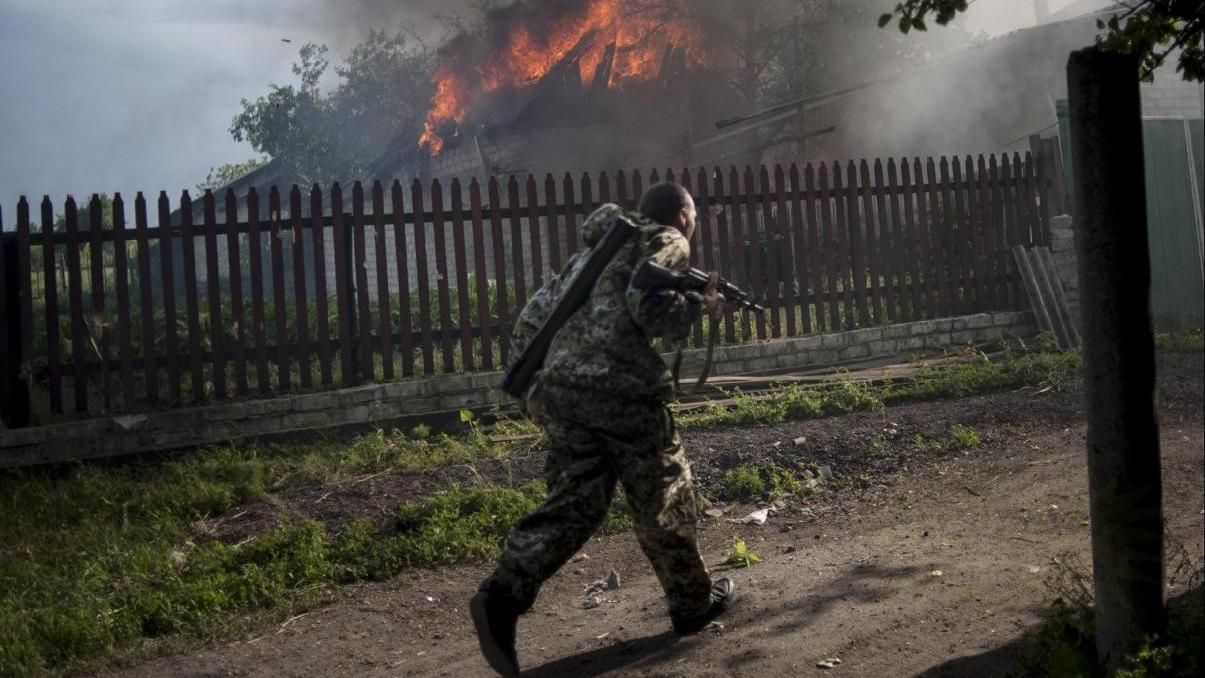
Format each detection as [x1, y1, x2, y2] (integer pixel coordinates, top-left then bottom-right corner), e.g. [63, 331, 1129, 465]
[525, 562, 925, 677]
[912, 636, 1030, 678]
[914, 584, 1203, 678]
[522, 631, 685, 678]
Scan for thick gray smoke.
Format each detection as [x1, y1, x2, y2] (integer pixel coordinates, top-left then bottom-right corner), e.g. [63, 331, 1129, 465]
[311, 0, 495, 51]
[806, 1, 1109, 161]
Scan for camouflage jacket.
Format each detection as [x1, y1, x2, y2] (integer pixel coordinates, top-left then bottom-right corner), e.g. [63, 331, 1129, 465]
[509, 203, 702, 403]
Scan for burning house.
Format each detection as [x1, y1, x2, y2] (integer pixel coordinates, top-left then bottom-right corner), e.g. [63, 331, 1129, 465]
[371, 0, 747, 183]
[175, 1, 757, 306]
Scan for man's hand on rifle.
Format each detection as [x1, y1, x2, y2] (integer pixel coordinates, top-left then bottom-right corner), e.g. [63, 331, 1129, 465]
[702, 271, 726, 319]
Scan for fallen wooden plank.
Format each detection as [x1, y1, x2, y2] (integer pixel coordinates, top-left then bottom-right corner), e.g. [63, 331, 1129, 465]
[1028, 246, 1074, 349]
[1012, 246, 1060, 346]
[1035, 246, 1081, 347]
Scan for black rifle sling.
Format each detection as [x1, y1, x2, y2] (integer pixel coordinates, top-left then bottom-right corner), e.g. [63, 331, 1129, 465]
[671, 315, 721, 396]
[500, 212, 641, 398]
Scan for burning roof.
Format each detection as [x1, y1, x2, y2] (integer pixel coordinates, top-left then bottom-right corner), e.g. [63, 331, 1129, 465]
[418, 0, 715, 155]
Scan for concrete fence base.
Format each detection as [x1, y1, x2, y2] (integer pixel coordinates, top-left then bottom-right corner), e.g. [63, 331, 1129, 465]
[0, 311, 1034, 467]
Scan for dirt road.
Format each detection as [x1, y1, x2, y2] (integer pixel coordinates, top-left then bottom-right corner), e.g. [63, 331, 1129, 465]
[105, 353, 1204, 677]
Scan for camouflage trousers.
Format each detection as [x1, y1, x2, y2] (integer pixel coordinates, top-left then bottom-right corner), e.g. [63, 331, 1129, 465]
[479, 384, 713, 621]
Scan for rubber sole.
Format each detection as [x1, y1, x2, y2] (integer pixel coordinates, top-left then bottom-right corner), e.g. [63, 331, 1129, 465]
[470, 592, 520, 677]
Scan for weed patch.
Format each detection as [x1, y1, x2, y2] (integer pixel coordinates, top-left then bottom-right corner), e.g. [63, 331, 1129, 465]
[1018, 546, 1203, 678]
[679, 378, 884, 429]
[0, 476, 633, 675]
[722, 539, 762, 568]
[911, 424, 983, 457]
[680, 348, 1079, 431]
[717, 463, 803, 501]
[949, 424, 981, 449]
[1155, 330, 1204, 352]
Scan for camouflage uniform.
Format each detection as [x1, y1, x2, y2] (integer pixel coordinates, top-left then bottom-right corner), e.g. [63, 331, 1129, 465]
[480, 204, 713, 622]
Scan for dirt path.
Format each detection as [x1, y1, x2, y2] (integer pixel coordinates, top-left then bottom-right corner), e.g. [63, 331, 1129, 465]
[103, 356, 1204, 678]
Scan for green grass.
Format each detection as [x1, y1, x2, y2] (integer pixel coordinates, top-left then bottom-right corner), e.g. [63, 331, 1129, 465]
[0, 471, 630, 677]
[717, 463, 803, 501]
[910, 425, 983, 457]
[679, 347, 1081, 430]
[1155, 329, 1204, 352]
[949, 424, 982, 450]
[0, 416, 546, 676]
[678, 377, 885, 429]
[1018, 547, 1202, 677]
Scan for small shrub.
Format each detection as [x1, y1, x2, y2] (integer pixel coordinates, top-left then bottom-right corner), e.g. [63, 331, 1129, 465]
[949, 424, 982, 450]
[1020, 547, 1202, 678]
[1033, 332, 1059, 353]
[717, 463, 802, 501]
[392, 482, 544, 566]
[600, 494, 634, 534]
[781, 386, 824, 418]
[821, 378, 884, 415]
[723, 538, 762, 568]
[911, 433, 947, 456]
[766, 465, 802, 498]
[720, 466, 766, 500]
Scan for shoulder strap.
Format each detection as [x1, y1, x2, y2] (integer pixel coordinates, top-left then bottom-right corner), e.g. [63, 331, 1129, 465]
[672, 316, 721, 397]
[500, 210, 642, 398]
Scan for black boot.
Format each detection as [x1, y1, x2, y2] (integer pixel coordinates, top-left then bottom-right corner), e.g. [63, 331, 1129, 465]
[470, 591, 520, 676]
[671, 577, 735, 635]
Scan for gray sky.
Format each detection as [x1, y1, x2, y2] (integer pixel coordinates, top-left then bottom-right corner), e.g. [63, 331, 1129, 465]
[0, 0, 1078, 219]
[0, 0, 447, 214]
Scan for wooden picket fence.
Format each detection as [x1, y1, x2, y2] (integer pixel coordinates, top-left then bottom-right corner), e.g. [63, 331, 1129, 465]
[0, 152, 1053, 426]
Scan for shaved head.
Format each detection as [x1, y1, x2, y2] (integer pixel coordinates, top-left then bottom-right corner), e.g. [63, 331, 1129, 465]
[638, 182, 692, 225]
[638, 181, 697, 240]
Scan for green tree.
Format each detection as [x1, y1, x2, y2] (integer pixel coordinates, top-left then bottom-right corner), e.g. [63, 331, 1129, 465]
[54, 193, 113, 232]
[196, 156, 270, 193]
[878, 0, 1204, 81]
[229, 31, 434, 185]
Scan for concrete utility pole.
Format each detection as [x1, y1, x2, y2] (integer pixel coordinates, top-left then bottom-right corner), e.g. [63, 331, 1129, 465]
[1066, 47, 1165, 673]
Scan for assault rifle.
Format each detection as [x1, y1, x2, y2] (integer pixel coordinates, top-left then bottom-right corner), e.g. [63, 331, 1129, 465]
[631, 260, 765, 314]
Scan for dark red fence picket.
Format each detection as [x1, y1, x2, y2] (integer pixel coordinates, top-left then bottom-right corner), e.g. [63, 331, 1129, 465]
[0, 151, 1052, 426]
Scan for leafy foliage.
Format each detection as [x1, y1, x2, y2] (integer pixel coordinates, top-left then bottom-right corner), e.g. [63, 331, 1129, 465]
[229, 32, 434, 184]
[723, 538, 763, 568]
[1019, 546, 1203, 677]
[719, 463, 803, 500]
[880, 0, 1204, 81]
[52, 193, 114, 232]
[196, 157, 271, 193]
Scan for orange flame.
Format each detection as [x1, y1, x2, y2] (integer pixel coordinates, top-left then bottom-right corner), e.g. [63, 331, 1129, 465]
[418, 0, 708, 155]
